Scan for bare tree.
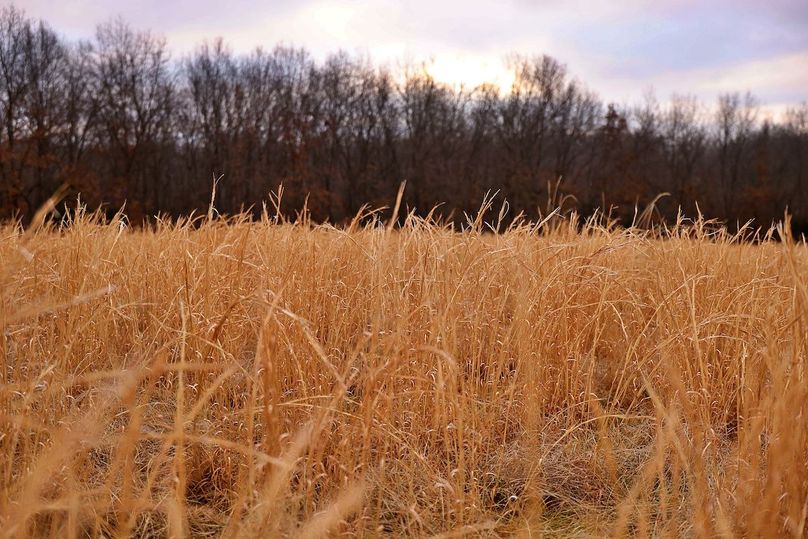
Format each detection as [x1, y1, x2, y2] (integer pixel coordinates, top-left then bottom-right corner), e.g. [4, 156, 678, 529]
[1, 8, 807, 232]
[0, 6, 30, 215]
[91, 18, 175, 216]
[715, 92, 758, 216]
[661, 94, 706, 210]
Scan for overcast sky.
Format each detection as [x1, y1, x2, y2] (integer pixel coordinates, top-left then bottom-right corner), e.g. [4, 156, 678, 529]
[13, 0, 808, 117]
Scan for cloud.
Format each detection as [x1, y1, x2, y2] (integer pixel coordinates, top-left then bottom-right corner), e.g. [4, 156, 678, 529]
[10, 0, 808, 109]
[678, 52, 808, 104]
[15, 0, 302, 39]
[584, 51, 808, 120]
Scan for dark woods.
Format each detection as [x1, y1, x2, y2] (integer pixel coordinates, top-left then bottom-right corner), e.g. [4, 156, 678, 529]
[1, 6, 807, 231]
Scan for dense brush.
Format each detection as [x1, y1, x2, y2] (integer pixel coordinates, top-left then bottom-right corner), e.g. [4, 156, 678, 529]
[1, 206, 806, 537]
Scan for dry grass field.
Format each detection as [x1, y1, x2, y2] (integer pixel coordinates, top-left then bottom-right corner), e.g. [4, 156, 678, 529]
[1, 201, 807, 537]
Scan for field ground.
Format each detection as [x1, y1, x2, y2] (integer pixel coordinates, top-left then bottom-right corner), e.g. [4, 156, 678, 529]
[1, 208, 807, 537]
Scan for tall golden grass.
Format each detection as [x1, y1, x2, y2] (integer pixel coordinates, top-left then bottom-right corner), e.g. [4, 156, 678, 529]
[1, 202, 806, 537]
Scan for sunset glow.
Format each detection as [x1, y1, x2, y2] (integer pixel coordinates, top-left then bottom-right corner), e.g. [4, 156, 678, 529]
[424, 53, 516, 92]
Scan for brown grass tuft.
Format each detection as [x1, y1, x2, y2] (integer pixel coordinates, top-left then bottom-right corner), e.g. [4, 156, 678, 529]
[1, 208, 806, 537]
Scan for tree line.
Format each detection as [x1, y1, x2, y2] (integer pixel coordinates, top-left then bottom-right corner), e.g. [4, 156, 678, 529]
[1, 6, 807, 230]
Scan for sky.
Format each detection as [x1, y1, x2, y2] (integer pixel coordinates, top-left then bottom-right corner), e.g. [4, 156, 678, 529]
[13, 0, 808, 118]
